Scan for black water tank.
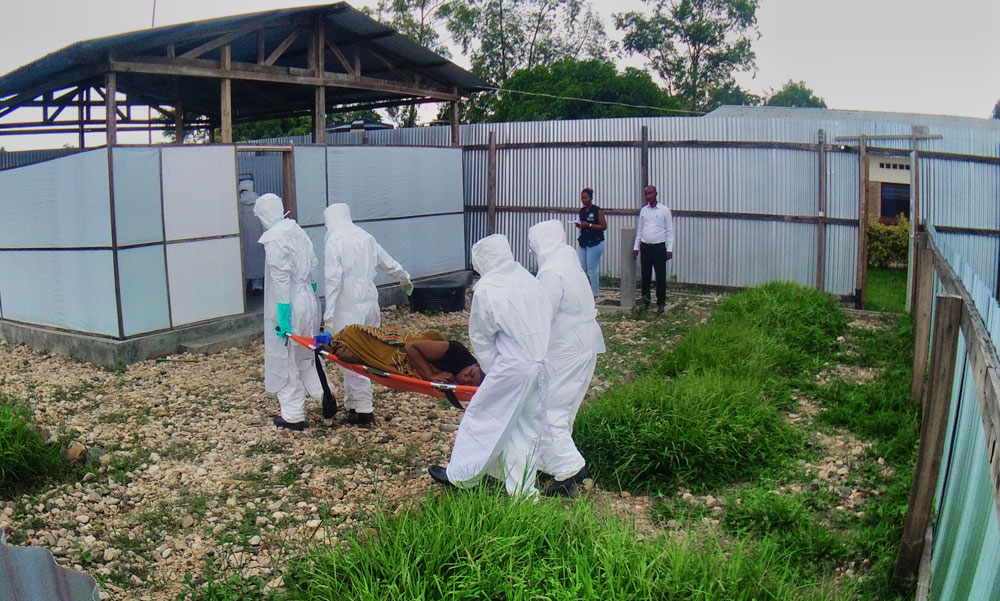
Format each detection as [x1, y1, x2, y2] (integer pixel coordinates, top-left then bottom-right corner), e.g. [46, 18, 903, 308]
[410, 274, 468, 313]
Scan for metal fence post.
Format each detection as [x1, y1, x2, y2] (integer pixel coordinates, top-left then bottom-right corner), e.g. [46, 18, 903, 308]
[893, 294, 962, 589]
[621, 226, 637, 308]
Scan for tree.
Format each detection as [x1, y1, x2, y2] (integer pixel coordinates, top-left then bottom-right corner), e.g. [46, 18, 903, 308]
[160, 110, 383, 143]
[489, 58, 681, 122]
[615, 0, 759, 113]
[765, 80, 826, 108]
[367, 0, 452, 127]
[442, 0, 608, 121]
[992, 100, 1000, 120]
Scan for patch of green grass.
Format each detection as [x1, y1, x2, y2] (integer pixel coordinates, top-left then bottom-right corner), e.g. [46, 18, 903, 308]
[865, 268, 907, 313]
[282, 488, 848, 600]
[577, 282, 845, 494]
[177, 557, 274, 601]
[0, 394, 65, 495]
[161, 438, 202, 461]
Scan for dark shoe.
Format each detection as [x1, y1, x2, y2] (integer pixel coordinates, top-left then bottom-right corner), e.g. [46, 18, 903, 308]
[544, 479, 579, 498]
[346, 409, 375, 426]
[566, 466, 589, 484]
[273, 416, 306, 431]
[656, 304, 665, 314]
[428, 465, 454, 488]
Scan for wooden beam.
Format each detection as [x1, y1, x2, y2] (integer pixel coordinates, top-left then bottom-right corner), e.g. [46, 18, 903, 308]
[257, 31, 265, 65]
[180, 31, 245, 60]
[855, 135, 868, 309]
[109, 57, 462, 101]
[0, 64, 106, 112]
[311, 18, 326, 144]
[817, 129, 827, 291]
[220, 46, 232, 144]
[910, 235, 934, 406]
[324, 30, 356, 76]
[893, 295, 962, 588]
[105, 72, 117, 146]
[174, 100, 184, 144]
[640, 125, 649, 189]
[450, 98, 459, 147]
[264, 27, 304, 66]
[835, 134, 943, 141]
[487, 131, 497, 235]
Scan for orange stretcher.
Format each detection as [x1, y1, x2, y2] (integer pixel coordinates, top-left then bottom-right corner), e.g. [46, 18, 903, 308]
[287, 334, 476, 409]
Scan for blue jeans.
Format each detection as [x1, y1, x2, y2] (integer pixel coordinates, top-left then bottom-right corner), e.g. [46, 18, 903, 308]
[578, 240, 605, 297]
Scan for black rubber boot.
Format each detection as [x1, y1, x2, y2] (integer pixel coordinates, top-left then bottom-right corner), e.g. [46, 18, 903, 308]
[346, 409, 375, 426]
[428, 465, 454, 488]
[273, 416, 306, 431]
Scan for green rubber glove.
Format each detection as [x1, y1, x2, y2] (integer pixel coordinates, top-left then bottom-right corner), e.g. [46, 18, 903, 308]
[311, 282, 318, 293]
[276, 303, 291, 339]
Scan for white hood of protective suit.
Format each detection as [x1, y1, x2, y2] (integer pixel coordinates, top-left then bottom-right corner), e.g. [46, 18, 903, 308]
[254, 193, 286, 230]
[527, 220, 605, 356]
[472, 234, 518, 284]
[322, 203, 409, 331]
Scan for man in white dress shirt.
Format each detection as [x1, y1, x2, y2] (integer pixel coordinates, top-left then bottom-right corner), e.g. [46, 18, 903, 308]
[631, 185, 674, 313]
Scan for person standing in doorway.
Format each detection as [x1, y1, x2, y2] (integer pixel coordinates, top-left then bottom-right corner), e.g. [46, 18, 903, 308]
[238, 180, 264, 294]
[631, 185, 674, 313]
[576, 187, 607, 299]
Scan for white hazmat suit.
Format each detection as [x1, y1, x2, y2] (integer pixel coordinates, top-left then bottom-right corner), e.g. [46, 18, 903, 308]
[444, 234, 552, 498]
[322, 204, 412, 415]
[238, 180, 264, 288]
[255, 194, 324, 425]
[528, 220, 606, 483]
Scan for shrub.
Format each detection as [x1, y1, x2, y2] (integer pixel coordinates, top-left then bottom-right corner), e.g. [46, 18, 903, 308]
[867, 218, 909, 268]
[282, 488, 847, 600]
[0, 396, 64, 492]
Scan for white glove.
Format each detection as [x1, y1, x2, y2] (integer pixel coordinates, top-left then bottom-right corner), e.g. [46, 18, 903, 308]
[401, 277, 414, 296]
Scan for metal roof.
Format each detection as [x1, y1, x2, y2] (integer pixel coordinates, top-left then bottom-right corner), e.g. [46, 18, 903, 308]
[0, 3, 488, 125]
[706, 105, 1000, 132]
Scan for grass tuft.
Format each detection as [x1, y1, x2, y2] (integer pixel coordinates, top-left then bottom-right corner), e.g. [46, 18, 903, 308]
[0, 394, 65, 493]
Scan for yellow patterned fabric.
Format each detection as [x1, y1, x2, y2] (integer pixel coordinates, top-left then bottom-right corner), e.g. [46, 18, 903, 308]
[330, 325, 446, 376]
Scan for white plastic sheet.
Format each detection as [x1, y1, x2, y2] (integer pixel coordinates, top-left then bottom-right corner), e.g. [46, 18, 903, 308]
[118, 246, 170, 336]
[362, 214, 465, 284]
[294, 146, 327, 226]
[326, 146, 463, 220]
[0, 149, 111, 248]
[165, 238, 243, 326]
[161, 147, 239, 241]
[0, 250, 118, 335]
[113, 148, 163, 246]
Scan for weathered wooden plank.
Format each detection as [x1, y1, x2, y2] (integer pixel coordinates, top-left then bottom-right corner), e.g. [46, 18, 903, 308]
[911, 238, 934, 406]
[487, 131, 497, 235]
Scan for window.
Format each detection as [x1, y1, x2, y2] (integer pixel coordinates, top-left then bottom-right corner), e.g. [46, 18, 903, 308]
[880, 183, 910, 222]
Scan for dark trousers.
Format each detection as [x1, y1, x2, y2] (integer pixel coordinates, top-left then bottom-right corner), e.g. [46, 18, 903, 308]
[640, 242, 667, 307]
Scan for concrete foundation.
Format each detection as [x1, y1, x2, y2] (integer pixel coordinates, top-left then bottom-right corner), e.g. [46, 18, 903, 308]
[0, 272, 473, 367]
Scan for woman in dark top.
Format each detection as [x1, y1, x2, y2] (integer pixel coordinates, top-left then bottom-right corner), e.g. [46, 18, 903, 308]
[575, 187, 607, 298]
[322, 324, 484, 386]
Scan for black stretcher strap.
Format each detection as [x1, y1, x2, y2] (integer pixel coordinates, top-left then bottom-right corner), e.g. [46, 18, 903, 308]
[315, 349, 337, 419]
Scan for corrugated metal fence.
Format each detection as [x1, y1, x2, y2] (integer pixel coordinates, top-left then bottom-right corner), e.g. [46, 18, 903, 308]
[918, 226, 1000, 599]
[0, 147, 78, 171]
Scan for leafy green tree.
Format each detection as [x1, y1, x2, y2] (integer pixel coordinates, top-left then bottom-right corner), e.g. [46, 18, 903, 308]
[992, 100, 1000, 119]
[615, 0, 759, 113]
[161, 110, 382, 143]
[367, 0, 452, 127]
[489, 58, 681, 122]
[441, 0, 608, 121]
[765, 80, 826, 108]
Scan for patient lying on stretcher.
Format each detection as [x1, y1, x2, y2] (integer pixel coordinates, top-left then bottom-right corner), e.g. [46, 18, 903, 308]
[319, 325, 485, 386]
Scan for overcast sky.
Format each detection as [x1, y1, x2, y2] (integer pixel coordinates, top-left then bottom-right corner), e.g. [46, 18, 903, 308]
[1, 0, 997, 150]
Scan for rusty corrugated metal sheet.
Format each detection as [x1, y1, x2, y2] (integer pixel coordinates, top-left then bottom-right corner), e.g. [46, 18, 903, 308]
[0, 528, 100, 601]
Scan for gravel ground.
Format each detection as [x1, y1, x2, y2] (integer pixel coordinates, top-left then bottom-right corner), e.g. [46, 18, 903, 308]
[0, 293, 706, 600]
[0, 295, 895, 599]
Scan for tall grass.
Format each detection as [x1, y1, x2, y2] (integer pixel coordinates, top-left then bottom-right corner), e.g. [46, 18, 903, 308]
[282, 488, 847, 601]
[0, 394, 64, 493]
[576, 282, 845, 493]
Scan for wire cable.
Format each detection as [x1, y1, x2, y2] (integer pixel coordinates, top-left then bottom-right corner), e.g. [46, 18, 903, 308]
[478, 85, 706, 116]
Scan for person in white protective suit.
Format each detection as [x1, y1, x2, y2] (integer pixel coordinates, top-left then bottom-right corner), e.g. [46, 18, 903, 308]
[238, 180, 265, 292]
[322, 203, 413, 426]
[254, 194, 326, 431]
[428, 234, 553, 499]
[527, 220, 606, 497]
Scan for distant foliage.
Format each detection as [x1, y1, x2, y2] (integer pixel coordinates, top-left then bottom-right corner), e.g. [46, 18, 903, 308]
[867, 217, 909, 268]
[489, 59, 681, 122]
[766, 80, 827, 108]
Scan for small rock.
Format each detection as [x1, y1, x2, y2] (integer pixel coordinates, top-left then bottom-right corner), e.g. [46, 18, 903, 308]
[665, 519, 682, 529]
[149, 453, 161, 463]
[65, 442, 88, 463]
[249, 536, 261, 546]
[181, 515, 195, 528]
[86, 447, 107, 464]
[103, 548, 120, 562]
[75, 515, 90, 524]
[306, 519, 322, 529]
[212, 524, 227, 535]
[623, 370, 636, 381]
[426, 411, 439, 421]
[161, 547, 172, 559]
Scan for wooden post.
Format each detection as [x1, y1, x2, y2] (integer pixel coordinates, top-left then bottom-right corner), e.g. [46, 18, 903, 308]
[487, 131, 497, 235]
[219, 45, 233, 144]
[77, 88, 86, 148]
[910, 234, 935, 406]
[621, 226, 637, 309]
[640, 125, 649, 190]
[893, 294, 962, 589]
[311, 19, 326, 144]
[855, 135, 869, 309]
[816, 129, 827, 291]
[282, 150, 297, 219]
[174, 100, 184, 144]
[907, 133, 922, 311]
[104, 72, 117, 146]
[450, 99, 460, 147]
